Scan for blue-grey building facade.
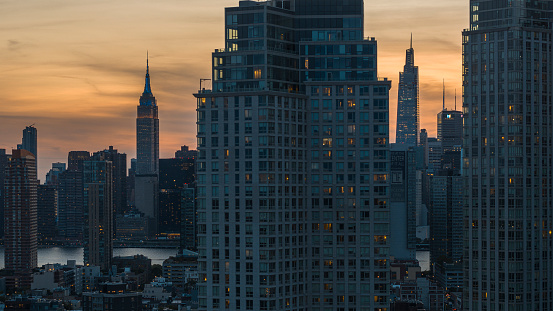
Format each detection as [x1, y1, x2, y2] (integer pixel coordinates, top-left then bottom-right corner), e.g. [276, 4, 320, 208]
[194, 1, 391, 310]
[462, 1, 553, 310]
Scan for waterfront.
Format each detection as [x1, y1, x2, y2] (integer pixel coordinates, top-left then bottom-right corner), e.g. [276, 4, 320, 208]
[0, 247, 429, 271]
[0, 247, 179, 268]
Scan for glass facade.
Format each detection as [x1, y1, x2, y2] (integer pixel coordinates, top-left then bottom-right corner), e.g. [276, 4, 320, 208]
[395, 42, 419, 146]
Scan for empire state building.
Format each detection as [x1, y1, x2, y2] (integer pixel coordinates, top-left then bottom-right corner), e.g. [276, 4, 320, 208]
[137, 56, 159, 175]
[135, 55, 159, 233]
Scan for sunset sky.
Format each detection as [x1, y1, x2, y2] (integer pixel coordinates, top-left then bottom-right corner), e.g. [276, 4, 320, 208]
[0, 0, 468, 179]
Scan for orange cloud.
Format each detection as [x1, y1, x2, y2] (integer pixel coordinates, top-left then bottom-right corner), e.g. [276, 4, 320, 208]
[0, 0, 468, 178]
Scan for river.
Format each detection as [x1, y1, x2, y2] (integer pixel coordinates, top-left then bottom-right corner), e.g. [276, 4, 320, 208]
[0, 247, 179, 269]
[0, 247, 430, 271]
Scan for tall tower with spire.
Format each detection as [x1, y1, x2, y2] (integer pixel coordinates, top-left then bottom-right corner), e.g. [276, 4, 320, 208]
[395, 35, 420, 146]
[136, 54, 159, 175]
[135, 54, 159, 235]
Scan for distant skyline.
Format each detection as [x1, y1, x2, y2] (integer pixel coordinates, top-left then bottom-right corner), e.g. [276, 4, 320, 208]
[0, 0, 467, 179]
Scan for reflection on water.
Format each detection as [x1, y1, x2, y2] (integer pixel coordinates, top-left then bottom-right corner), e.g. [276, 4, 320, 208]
[0, 247, 179, 269]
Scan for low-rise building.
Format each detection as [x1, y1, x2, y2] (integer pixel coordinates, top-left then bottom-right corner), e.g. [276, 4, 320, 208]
[82, 283, 142, 311]
[162, 251, 198, 294]
[142, 277, 172, 301]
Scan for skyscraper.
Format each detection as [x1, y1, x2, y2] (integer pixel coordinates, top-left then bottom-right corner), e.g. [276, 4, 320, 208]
[92, 146, 128, 216]
[136, 56, 159, 176]
[395, 36, 419, 146]
[58, 169, 85, 243]
[136, 57, 159, 235]
[463, 2, 553, 310]
[0, 149, 9, 239]
[390, 145, 418, 260]
[158, 157, 195, 234]
[194, 1, 391, 310]
[83, 160, 113, 271]
[437, 109, 462, 153]
[37, 184, 58, 243]
[20, 125, 37, 158]
[58, 151, 89, 243]
[4, 149, 37, 287]
[68, 151, 90, 171]
[45, 162, 66, 186]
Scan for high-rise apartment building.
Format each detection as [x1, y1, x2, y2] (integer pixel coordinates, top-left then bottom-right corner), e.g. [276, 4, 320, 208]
[58, 169, 85, 243]
[463, 2, 553, 310]
[37, 184, 58, 243]
[180, 186, 196, 251]
[390, 145, 418, 260]
[136, 58, 159, 235]
[395, 37, 419, 146]
[45, 162, 66, 186]
[83, 160, 113, 271]
[68, 151, 90, 171]
[194, 1, 391, 310]
[58, 151, 89, 243]
[4, 149, 38, 287]
[430, 172, 463, 264]
[158, 158, 195, 234]
[0, 149, 9, 239]
[92, 146, 128, 216]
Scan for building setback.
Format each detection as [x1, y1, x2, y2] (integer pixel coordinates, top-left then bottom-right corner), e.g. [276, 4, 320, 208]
[194, 0, 391, 310]
[136, 57, 159, 235]
[462, 1, 553, 310]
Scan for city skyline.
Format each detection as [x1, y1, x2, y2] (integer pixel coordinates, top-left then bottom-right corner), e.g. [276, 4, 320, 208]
[1, 0, 467, 179]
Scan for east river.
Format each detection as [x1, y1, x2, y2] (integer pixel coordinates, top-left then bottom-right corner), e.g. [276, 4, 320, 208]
[0, 247, 430, 271]
[0, 247, 179, 268]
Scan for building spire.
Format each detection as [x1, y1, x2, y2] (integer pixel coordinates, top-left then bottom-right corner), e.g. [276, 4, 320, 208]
[442, 79, 445, 110]
[143, 52, 152, 96]
[410, 33, 413, 49]
[140, 52, 156, 106]
[455, 88, 457, 111]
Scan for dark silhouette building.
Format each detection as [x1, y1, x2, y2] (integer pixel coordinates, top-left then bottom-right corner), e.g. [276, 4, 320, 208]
[92, 146, 128, 216]
[0, 149, 9, 239]
[83, 160, 113, 271]
[436, 109, 462, 153]
[158, 158, 195, 235]
[4, 149, 38, 288]
[37, 184, 58, 243]
[67, 151, 90, 171]
[57, 169, 84, 243]
[57, 151, 89, 244]
[136, 57, 159, 235]
[18, 125, 37, 158]
[175, 145, 198, 159]
[82, 283, 142, 311]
